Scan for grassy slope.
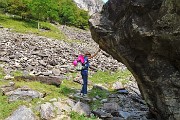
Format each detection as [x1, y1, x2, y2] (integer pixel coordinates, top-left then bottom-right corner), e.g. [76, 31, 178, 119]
[0, 14, 66, 40]
[0, 14, 132, 119]
[0, 70, 131, 119]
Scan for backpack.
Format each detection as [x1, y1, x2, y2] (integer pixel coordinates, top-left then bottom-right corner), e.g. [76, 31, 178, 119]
[73, 55, 85, 71]
[76, 61, 83, 71]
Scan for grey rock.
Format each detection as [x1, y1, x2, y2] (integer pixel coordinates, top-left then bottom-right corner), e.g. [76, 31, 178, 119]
[73, 0, 104, 15]
[8, 87, 43, 102]
[52, 68, 61, 76]
[4, 74, 14, 80]
[72, 101, 91, 116]
[119, 111, 131, 119]
[49, 98, 57, 102]
[112, 82, 124, 90]
[103, 102, 120, 113]
[92, 109, 113, 118]
[39, 60, 47, 67]
[40, 102, 55, 120]
[65, 98, 75, 108]
[89, 0, 180, 119]
[5, 106, 36, 120]
[53, 101, 71, 113]
[0, 57, 10, 62]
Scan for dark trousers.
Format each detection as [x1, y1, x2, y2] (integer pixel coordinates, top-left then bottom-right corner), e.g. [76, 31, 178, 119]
[81, 70, 88, 95]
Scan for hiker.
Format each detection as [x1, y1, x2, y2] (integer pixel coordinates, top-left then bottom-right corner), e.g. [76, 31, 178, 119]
[80, 49, 101, 97]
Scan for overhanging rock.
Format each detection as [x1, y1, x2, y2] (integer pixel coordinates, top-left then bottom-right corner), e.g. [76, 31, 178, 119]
[89, 0, 180, 119]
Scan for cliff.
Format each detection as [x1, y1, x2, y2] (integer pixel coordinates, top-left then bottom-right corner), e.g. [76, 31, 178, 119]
[73, 0, 104, 15]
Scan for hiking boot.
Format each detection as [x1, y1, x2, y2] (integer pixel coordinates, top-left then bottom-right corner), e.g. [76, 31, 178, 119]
[74, 93, 83, 98]
[83, 94, 88, 98]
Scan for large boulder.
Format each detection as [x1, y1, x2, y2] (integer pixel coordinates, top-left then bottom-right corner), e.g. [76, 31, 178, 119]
[89, 0, 180, 120]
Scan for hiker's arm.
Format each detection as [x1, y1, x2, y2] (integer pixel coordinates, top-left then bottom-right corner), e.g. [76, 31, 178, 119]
[89, 49, 101, 59]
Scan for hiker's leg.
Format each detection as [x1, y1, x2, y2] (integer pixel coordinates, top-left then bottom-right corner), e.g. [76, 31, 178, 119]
[81, 71, 88, 94]
[83, 74, 88, 94]
[81, 73, 85, 94]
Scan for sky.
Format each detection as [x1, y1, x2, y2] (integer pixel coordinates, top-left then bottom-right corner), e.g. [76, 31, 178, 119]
[102, 0, 108, 3]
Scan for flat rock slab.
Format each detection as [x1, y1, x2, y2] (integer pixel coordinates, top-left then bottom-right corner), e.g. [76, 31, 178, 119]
[14, 76, 62, 87]
[5, 106, 36, 120]
[8, 87, 44, 102]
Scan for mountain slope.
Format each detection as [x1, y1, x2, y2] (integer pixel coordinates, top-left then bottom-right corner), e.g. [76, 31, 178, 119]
[73, 0, 104, 15]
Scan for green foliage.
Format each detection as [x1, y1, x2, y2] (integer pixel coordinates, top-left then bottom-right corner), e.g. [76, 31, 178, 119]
[58, 0, 89, 29]
[0, 95, 26, 119]
[6, 0, 31, 19]
[59, 85, 76, 96]
[70, 111, 97, 120]
[0, 13, 66, 40]
[28, 0, 59, 21]
[88, 87, 108, 110]
[0, 0, 89, 29]
[11, 70, 23, 77]
[90, 70, 131, 87]
[0, 67, 5, 80]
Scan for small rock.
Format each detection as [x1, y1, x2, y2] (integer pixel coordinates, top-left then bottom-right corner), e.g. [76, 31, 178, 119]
[49, 98, 57, 102]
[53, 101, 71, 113]
[40, 102, 55, 120]
[4, 74, 14, 80]
[92, 109, 113, 118]
[72, 101, 91, 116]
[39, 60, 47, 67]
[112, 81, 124, 90]
[52, 68, 61, 76]
[103, 102, 120, 113]
[101, 99, 108, 103]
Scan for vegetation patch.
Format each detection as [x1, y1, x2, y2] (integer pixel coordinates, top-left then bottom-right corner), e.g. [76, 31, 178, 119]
[11, 70, 23, 77]
[0, 70, 132, 119]
[0, 95, 27, 119]
[0, 0, 89, 29]
[0, 14, 66, 40]
[88, 87, 109, 110]
[0, 67, 5, 80]
[70, 111, 97, 120]
[90, 69, 131, 90]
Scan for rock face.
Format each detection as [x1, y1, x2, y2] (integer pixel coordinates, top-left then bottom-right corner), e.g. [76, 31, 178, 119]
[73, 0, 104, 15]
[89, 0, 180, 120]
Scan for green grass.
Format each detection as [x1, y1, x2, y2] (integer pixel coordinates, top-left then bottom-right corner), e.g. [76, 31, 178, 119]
[90, 70, 131, 90]
[0, 69, 132, 119]
[0, 14, 66, 40]
[88, 70, 131, 109]
[0, 67, 5, 80]
[0, 80, 79, 119]
[88, 87, 109, 110]
[0, 94, 28, 120]
[11, 70, 23, 77]
[70, 111, 98, 120]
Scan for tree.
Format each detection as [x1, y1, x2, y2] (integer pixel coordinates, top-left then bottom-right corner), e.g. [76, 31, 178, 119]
[29, 0, 58, 29]
[58, 0, 89, 28]
[0, 0, 8, 12]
